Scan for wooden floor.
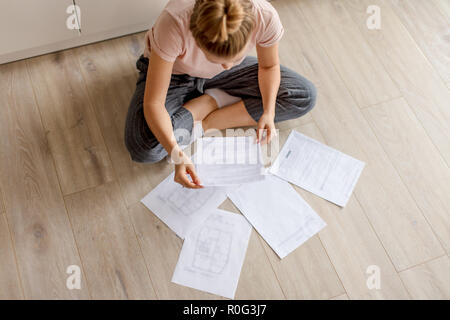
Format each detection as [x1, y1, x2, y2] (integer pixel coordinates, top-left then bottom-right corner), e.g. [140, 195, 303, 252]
[1, 0, 449, 299]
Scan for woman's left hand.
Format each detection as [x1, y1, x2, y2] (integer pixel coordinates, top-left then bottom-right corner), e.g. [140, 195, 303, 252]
[256, 111, 277, 144]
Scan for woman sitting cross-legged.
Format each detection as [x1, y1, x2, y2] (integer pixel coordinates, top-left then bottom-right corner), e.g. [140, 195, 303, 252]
[124, 0, 317, 188]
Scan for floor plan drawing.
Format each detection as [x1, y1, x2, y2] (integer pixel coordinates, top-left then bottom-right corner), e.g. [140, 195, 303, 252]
[172, 209, 252, 299]
[192, 226, 232, 274]
[141, 173, 228, 238]
[164, 186, 217, 216]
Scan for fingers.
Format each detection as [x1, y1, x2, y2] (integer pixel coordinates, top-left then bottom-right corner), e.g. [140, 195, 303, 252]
[256, 123, 264, 143]
[265, 128, 271, 144]
[260, 126, 271, 145]
[258, 126, 277, 145]
[174, 173, 201, 189]
[257, 128, 266, 144]
[186, 165, 203, 187]
[261, 127, 269, 145]
[174, 164, 203, 189]
[265, 126, 277, 144]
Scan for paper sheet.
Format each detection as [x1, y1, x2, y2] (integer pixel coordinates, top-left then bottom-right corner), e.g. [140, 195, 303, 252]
[228, 175, 326, 259]
[140, 173, 228, 239]
[193, 136, 265, 186]
[269, 131, 365, 207]
[171, 209, 252, 299]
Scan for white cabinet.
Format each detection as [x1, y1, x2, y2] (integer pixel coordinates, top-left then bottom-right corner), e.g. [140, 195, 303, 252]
[0, 0, 167, 64]
[76, 0, 166, 37]
[0, 0, 78, 63]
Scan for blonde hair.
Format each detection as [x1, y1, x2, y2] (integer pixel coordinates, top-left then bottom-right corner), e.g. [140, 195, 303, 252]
[190, 0, 255, 58]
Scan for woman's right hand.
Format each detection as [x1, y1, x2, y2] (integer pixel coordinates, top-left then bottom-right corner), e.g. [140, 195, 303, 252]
[172, 148, 203, 189]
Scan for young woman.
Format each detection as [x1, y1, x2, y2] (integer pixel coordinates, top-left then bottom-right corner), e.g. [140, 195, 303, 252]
[125, 0, 317, 188]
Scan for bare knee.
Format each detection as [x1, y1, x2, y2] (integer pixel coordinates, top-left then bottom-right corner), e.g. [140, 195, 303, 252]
[183, 94, 218, 122]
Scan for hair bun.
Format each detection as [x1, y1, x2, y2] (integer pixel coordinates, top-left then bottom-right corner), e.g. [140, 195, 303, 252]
[224, 0, 245, 34]
[190, 0, 255, 57]
[202, 0, 246, 43]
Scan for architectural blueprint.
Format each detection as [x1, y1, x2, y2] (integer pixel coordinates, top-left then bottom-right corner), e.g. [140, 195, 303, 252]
[140, 172, 228, 239]
[171, 209, 252, 299]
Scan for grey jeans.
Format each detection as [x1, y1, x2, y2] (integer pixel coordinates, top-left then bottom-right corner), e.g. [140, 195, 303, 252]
[124, 55, 317, 163]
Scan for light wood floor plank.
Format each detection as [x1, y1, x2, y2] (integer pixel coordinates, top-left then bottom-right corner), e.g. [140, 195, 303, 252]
[74, 37, 158, 208]
[234, 230, 286, 299]
[274, 19, 444, 270]
[287, 0, 400, 108]
[343, 0, 450, 167]
[389, 0, 450, 83]
[399, 255, 450, 299]
[0, 186, 4, 213]
[261, 230, 344, 299]
[64, 182, 156, 299]
[0, 211, 23, 299]
[434, 0, 450, 20]
[26, 51, 115, 196]
[121, 32, 146, 61]
[0, 61, 89, 299]
[275, 115, 313, 131]
[293, 124, 409, 299]
[363, 98, 450, 252]
[128, 203, 223, 299]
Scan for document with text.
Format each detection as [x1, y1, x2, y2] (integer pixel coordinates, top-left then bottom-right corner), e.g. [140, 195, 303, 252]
[269, 131, 365, 207]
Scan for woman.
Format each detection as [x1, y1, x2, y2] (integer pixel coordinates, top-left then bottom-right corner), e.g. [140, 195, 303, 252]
[125, 0, 317, 188]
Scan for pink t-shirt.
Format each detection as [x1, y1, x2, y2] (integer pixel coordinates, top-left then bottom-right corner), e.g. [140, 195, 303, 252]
[144, 0, 284, 79]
